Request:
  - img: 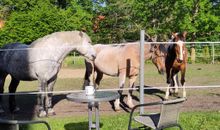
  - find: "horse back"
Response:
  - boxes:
[93,43,140,76]
[0,43,37,80]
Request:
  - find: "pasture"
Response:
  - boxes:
[1,57,220,130]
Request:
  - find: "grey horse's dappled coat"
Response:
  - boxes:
[0,31,96,117]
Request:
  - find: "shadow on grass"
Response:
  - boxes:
[1,93,37,120]
[52,94,66,106]
[64,122,103,130]
[108,85,167,112]
[135,85,166,100]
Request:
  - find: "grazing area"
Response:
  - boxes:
[1,61,220,130]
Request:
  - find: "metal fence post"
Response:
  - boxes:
[140,30,145,114]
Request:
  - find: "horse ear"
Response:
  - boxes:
[145,33,151,39]
[150,44,158,52]
[79,31,83,38]
[183,31,187,38]
[172,32,177,38]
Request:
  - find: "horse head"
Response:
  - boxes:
[150,43,166,75]
[171,32,187,63]
[77,31,96,60]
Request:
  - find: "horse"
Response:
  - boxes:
[165,32,188,100]
[0,31,96,117]
[84,41,166,110]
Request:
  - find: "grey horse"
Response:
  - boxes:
[0,31,96,117]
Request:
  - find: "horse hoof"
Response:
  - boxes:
[38,111,47,118]
[127,102,135,109]
[47,108,56,116]
[115,107,121,112]
[173,93,179,97]
[114,105,121,111]
[10,106,20,113]
[12,107,20,113]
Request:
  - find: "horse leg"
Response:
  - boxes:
[95,70,103,89]
[181,68,186,98]
[83,60,94,89]
[170,69,178,94]
[8,77,20,113]
[165,84,170,100]
[114,72,126,111]
[38,80,47,117]
[46,77,57,116]
[166,66,171,84]
[173,73,179,94]
[165,67,171,100]
[127,76,137,108]
[0,73,7,113]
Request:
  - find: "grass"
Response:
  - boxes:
[4,63,218,93]
[20,112,220,130]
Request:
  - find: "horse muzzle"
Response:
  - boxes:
[85,52,96,60]
[158,69,165,75]
[92,54,96,60]
[177,59,183,63]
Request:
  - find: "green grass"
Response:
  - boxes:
[62,56,85,68]
[20,112,220,130]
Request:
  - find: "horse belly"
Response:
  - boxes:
[94,60,118,76]
[7,65,37,81]
[6,59,37,81]
[33,61,61,81]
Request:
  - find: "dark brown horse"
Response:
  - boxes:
[165,32,188,99]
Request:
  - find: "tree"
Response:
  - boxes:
[0,0,93,46]
[91,0,135,43]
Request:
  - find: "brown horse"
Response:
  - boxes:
[165,32,188,99]
[84,40,166,110]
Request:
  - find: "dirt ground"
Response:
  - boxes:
[1,68,220,119]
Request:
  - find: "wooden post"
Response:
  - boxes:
[0,19,5,29]
[190,45,196,64]
[190,33,196,64]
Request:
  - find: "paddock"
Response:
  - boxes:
[0,40,220,130]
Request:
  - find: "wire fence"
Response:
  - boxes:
[0,85,219,96]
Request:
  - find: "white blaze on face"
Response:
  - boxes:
[177,40,184,61]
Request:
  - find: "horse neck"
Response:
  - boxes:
[144,44,153,60]
[32,42,79,63]
[55,43,80,63]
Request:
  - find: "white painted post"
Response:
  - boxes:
[140,30,145,114]
[212,43,215,64]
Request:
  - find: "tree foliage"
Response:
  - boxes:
[0,0,219,46]
[94,0,219,43]
[0,0,93,46]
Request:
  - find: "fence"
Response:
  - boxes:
[186,42,220,64]
[70,42,220,65]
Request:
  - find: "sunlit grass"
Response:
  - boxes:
[20,112,220,130]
